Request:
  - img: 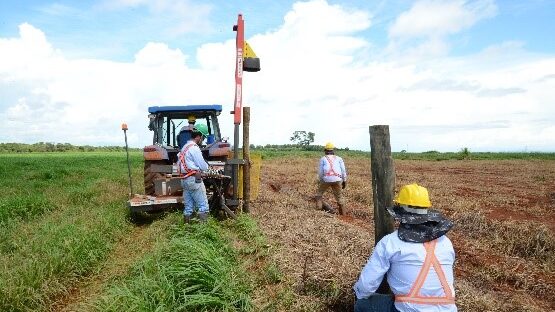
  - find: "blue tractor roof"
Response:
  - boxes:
[148,105,223,114]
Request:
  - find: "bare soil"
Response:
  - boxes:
[251,157,555,312]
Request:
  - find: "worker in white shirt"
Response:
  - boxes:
[353,183,457,312]
[178,124,210,223]
[316,142,347,215]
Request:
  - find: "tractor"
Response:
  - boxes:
[124,14,260,219]
[127,104,238,219]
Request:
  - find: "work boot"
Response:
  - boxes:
[183,215,192,224]
[323,205,337,214]
[315,196,323,211]
[198,212,209,222]
[338,204,345,216]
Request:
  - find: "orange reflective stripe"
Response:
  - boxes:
[406,241,435,297]
[432,255,453,298]
[396,296,455,304]
[395,239,455,305]
[178,143,198,176]
[324,156,342,178]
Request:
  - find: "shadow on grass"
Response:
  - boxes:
[128,211,172,225]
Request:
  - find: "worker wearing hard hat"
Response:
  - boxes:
[353,184,456,312]
[316,142,347,215]
[178,124,210,223]
[177,115,197,149]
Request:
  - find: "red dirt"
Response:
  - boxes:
[253,157,555,312]
[487,206,555,231]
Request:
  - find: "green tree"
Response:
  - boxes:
[459,147,471,160]
[290,131,315,147]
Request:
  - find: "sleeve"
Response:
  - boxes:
[318,157,325,180]
[353,237,392,299]
[340,158,347,181]
[191,146,209,171]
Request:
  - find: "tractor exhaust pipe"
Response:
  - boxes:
[121,123,133,198]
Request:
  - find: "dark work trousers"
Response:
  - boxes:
[354,294,400,312]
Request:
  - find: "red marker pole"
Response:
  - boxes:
[122,123,133,198]
[232,14,245,204]
[233,14,244,125]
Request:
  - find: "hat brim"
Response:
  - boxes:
[397,218,454,243]
[386,206,445,225]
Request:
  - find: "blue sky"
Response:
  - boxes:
[2,0,553,60]
[1,0,554,151]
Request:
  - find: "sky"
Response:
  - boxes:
[1,0,554,152]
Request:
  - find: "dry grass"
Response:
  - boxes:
[250,156,555,311]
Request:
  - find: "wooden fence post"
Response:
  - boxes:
[242,107,251,213]
[369,125,395,293]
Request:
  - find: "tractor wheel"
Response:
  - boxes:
[144,160,166,195]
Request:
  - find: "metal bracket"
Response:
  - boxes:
[226,159,246,165]
[226,199,241,206]
[151,164,173,173]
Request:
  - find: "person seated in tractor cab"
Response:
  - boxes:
[177,115,196,149]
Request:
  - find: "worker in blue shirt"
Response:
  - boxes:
[353,184,457,312]
[316,142,347,214]
[177,115,196,149]
[178,124,210,223]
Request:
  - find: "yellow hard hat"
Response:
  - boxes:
[395,183,432,208]
[187,115,196,123]
[324,142,335,150]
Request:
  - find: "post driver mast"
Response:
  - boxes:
[231,14,260,207]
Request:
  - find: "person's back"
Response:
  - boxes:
[353,184,457,312]
[355,231,456,312]
[316,142,347,214]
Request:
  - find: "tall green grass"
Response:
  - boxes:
[0,152,144,311]
[92,216,261,312]
[0,152,289,311]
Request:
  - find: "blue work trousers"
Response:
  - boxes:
[181,177,209,217]
[355,294,399,312]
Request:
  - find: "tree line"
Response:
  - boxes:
[0,142,140,153]
[250,144,349,151]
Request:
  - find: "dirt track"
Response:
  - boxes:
[251,157,555,311]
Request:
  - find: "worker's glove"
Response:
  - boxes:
[342,181,346,189]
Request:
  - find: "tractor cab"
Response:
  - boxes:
[146,105,230,163]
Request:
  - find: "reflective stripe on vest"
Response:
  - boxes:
[178,143,198,178]
[395,239,455,305]
[324,155,342,178]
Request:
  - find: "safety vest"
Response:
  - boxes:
[178,143,198,178]
[324,155,342,178]
[395,239,455,305]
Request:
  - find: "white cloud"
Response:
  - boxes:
[0,0,554,152]
[387,0,497,59]
[389,0,497,39]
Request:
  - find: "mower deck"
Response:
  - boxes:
[127,194,182,213]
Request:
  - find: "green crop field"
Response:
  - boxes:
[0,152,283,312]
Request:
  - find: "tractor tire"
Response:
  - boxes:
[144,160,166,195]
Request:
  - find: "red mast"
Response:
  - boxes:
[233,14,245,125]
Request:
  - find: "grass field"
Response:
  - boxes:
[1,151,553,311]
[0,152,282,312]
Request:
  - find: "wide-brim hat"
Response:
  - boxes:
[386,205,446,224]
[387,205,454,242]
